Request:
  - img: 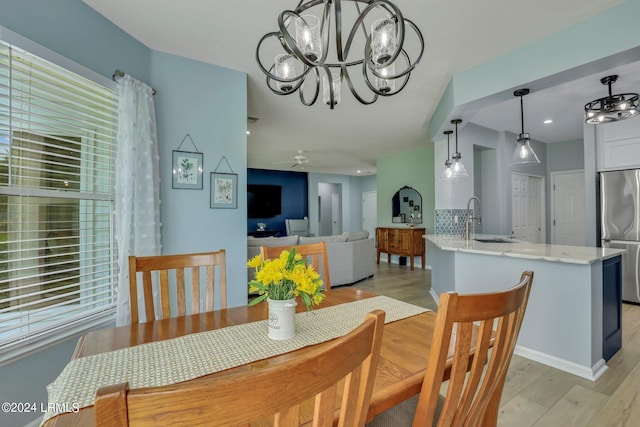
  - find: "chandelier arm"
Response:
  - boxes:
[335,0,344,62]
[265,70,306,96]
[299,67,320,106]
[343,64,378,105]
[354,1,370,43]
[318,0,332,64]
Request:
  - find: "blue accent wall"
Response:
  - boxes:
[247,169,308,235]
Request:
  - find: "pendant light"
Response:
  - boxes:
[584,75,640,124]
[440,130,454,180]
[450,119,469,178]
[511,89,540,165]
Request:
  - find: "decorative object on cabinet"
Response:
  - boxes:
[172,133,203,190]
[450,119,469,178]
[440,130,454,180]
[255,0,425,109]
[512,89,540,165]
[585,75,639,124]
[376,227,425,270]
[210,156,237,209]
[391,186,422,224]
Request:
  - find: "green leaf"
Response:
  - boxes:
[248,293,268,306]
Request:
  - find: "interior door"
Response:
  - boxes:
[362,191,377,242]
[552,170,585,245]
[331,193,342,235]
[512,173,544,243]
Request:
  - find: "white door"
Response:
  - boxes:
[552,171,585,245]
[331,193,342,235]
[512,173,544,243]
[362,191,377,241]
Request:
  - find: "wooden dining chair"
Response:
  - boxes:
[260,241,332,289]
[367,271,533,427]
[95,309,385,427]
[128,250,227,324]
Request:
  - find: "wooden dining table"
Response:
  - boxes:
[44,287,444,426]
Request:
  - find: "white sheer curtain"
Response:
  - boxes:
[115,74,161,326]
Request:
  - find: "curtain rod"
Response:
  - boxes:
[112,69,157,95]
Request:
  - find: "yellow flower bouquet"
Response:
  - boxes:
[247,248,325,310]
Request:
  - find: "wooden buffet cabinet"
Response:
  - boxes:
[376,227,425,270]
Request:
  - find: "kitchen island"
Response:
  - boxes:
[425,234,626,381]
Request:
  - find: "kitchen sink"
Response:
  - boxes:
[474,237,516,243]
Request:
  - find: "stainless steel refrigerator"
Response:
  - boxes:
[601,169,640,304]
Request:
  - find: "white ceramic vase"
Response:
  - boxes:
[267,297,297,340]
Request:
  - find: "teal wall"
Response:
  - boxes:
[376,145,435,233]
[0,3,247,426]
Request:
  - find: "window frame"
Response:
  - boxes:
[0,27,119,366]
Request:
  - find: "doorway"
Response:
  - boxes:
[511,172,545,243]
[551,170,585,245]
[317,182,342,236]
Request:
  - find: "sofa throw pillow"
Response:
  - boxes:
[346,230,369,242]
[299,234,349,244]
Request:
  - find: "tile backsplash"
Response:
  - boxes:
[435,209,471,235]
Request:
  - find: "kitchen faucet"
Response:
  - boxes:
[465,196,482,240]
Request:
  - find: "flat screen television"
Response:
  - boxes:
[247,184,282,218]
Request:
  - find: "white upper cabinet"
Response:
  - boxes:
[597,118,640,171]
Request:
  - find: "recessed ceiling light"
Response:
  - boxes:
[356,170,361,174]
[246,130,251,135]
[543,119,553,124]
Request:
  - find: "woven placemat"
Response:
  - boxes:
[43,296,429,423]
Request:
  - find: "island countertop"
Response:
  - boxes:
[424,234,625,265]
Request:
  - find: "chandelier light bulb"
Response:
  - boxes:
[256,0,424,109]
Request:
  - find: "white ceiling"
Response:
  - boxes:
[82,0,627,174]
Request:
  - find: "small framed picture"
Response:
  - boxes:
[210,172,238,209]
[172,150,203,190]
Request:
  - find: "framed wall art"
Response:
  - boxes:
[172,134,203,189]
[210,172,238,209]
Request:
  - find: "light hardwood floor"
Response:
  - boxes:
[353,262,640,427]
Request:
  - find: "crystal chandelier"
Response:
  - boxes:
[256,0,424,109]
[511,89,540,165]
[584,75,640,124]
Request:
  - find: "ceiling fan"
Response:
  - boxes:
[276,150,311,168]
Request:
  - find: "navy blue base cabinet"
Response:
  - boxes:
[602,255,622,361]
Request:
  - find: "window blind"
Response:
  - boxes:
[0,36,118,364]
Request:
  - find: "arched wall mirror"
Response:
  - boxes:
[392,186,422,224]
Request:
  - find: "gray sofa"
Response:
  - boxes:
[247,231,375,287]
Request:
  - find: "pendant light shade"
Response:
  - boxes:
[511,89,540,165]
[450,119,468,178]
[584,75,640,124]
[440,130,454,181]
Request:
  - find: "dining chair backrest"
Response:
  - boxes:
[95,309,386,427]
[128,250,227,324]
[260,241,332,289]
[412,271,534,427]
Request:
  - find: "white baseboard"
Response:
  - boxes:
[514,345,608,381]
[429,288,439,304]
